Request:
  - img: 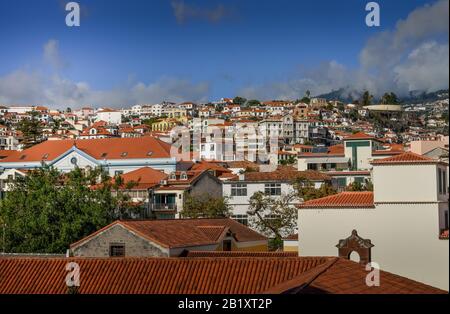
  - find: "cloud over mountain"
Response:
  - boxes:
[240,0,449,99]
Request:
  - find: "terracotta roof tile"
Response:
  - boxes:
[0,257,444,294]
[0,137,172,162]
[265,258,446,294]
[70,218,267,249]
[371,151,443,165]
[186,251,299,257]
[344,132,376,140]
[298,192,374,208]
[118,167,168,189]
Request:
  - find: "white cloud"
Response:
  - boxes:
[394,41,449,92]
[43,39,67,71]
[0,40,210,108]
[239,0,449,100]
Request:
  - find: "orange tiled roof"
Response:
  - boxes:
[298,144,344,157]
[344,132,376,140]
[0,137,172,162]
[70,218,267,249]
[298,192,374,208]
[264,257,445,294]
[371,151,443,165]
[0,256,445,294]
[186,251,298,257]
[0,150,18,159]
[190,161,231,174]
[109,167,169,190]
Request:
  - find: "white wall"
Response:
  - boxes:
[373,164,447,203]
[298,203,449,290]
[96,111,122,124]
[223,181,304,216]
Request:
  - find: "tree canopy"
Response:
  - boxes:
[180,193,232,219]
[0,166,141,253]
[18,111,44,149]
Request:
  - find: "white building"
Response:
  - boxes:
[0,137,177,176]
[96,108,122,125]
[223,170,331,226]
[298,151,449,290]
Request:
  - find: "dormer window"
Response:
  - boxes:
[147,151,153,156]
[169,172,177,180]
[180,172,188,180]
[19,155,26,160]
[101,152,108,158]
[121,152,128,157]
[42,153,49,160]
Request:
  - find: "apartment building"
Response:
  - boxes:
[223,169,331,226]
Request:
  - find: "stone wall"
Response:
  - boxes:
[71,224,168,257]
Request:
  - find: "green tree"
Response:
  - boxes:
[381,92,400,104]
[0,166,139,253]
[247,99,261,107]
[361,90,373,107]
[18,111,44,148]
[346,180,373,191]
[233,96,247,106]
[279,155,297,166]
[180,193,232,218]
[247,192,298,250]
[292,177,337,201]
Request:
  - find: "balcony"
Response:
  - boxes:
[151,203,177,211]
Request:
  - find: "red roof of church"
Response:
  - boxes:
[0,137,172,162]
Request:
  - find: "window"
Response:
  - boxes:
[232,214,248,226]
[354,177,364,184]
[337,178,347,187]
[231,183,247,196]
[169,172,177,180]
[109,244,125,257]
[180,172,188,180]
[265,183,281,196]
[438,169,443,194]
[443,170,447,195]
[121,152,128,157]
[115,170,124,176]
[222,240,232,251]
[445,211,449,230]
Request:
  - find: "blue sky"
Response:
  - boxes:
[0,0,448,108]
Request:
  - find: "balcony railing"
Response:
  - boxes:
[151,203,177,211]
